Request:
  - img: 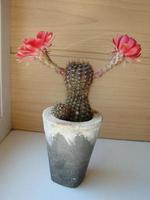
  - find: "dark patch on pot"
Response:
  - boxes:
[47,133,95,188]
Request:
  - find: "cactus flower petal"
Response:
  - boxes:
[113,34,141,60]
[16,31,53,61]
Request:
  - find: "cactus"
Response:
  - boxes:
[16,32,141,122]
[53,61,94,122]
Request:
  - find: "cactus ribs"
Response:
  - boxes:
[53,61,94,122]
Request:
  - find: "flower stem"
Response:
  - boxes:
[39,50,65,76]
[94,52,124,79]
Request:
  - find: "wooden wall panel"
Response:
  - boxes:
[10,0,150,141]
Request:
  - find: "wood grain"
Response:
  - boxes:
[10,0,150,141]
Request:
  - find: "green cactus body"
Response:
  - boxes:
[53,61,94,122]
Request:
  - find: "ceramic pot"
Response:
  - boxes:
[43,106,102,188]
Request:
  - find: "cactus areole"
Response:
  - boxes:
[16,32,141,122]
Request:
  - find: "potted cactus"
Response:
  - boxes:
[16,32,141,188]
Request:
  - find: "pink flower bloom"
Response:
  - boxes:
[113,34,141,60]
[16,31,53,61]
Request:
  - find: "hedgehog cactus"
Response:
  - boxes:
[16,32,141,122]
[53,61,94,121]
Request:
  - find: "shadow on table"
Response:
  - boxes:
[81,167,134,190]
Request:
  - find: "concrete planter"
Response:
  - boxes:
[43,107,102,188]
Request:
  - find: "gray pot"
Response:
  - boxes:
[43,107,102,188]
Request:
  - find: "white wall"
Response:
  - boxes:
[0,0,11,142]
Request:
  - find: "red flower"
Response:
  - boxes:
[16,31,53,61]
[113,34,141,60]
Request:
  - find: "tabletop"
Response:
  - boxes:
[0,130,150,200]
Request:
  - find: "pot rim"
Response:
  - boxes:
[43,106,103,127]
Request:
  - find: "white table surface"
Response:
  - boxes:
[0,130,150,200]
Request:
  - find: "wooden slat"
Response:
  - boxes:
[10,0,150,55]
[10,0,150,141]
[11,53,150,141]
